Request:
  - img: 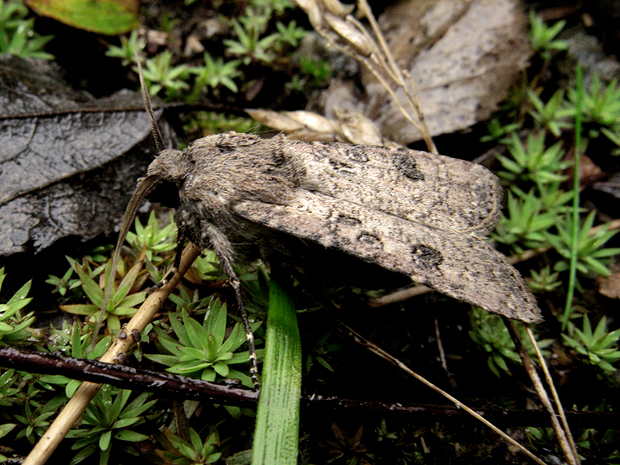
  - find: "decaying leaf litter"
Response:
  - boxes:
[0,55,174,256]
[1,0,620,462]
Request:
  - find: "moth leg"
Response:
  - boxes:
[146,227,187,297]
[216,251,261,390]
[201,223,260,389]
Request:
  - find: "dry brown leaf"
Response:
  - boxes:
[333,108,383,145]
[574,154,605,188]
[284,110,335,134]
[246,107,387,145]
[597,266,620,299]
[245,108,306,132]
[321,0,531,144]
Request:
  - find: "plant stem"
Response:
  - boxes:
[562,65,583,330]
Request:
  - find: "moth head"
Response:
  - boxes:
[146,148,185,182]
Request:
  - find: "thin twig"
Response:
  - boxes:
[368,283,431,307]
[433,316,456,390]
[0,346,257,406]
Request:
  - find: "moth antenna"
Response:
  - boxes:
[91,51,165,349]
[91,175,160,349]
[134,49,165,152]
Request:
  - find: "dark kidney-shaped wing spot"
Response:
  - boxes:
[411,244,443,270]
[394,150,425,181]
[343,146,369,162]
[336,214,362,227]
[358,233,383,250]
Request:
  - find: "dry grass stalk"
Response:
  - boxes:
[504,319,580,465]
[291,0,438,153]
[337,318,547,465]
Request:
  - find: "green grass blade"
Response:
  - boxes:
[252,266,301,465]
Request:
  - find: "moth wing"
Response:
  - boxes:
[288,140,503,235]
[233,192,541,323]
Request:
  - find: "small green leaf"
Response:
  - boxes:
[60,304,99,316]
[113,430,149,442]
[111,417,140,429]
[183,310,210,351]
[25,0,140,35]
[213,361,230,377]
[99,430,112,451]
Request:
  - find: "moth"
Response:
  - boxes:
[142,131,541,322]
[98,60,541,387]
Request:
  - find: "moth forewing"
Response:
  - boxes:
[150,131,541,324]
[234,192,540,323]
[288,139,503,235]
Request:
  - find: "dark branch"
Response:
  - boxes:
[1,347,618,429]
[0,347,258,406]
